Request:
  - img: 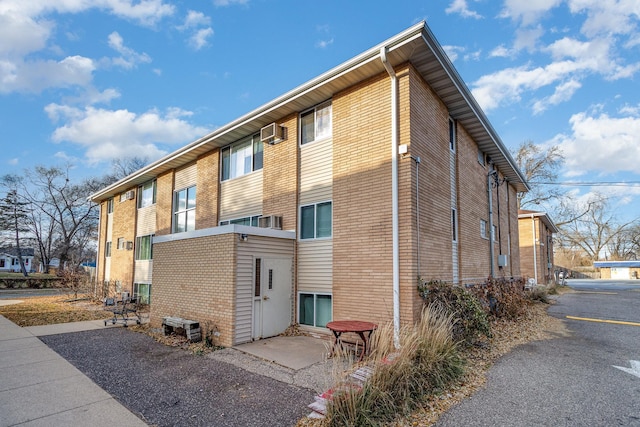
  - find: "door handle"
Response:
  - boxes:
[263,295,269,301]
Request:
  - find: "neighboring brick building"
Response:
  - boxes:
[91,22,529,347]
[518,210,559,285]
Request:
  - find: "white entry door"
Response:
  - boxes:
[252,257,292,340]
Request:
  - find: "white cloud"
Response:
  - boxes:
[445,0,482,19]
[567,0,640,37]
[0,0,173,93]
[0,55,95,94]
[532,79,582,114]
[176,10,213,50]
[550,111,640,175]
[107,32,151,69]
[514,25,545,52]
[316,38,334,49]
[179,10,211,29]
[8,158,18,165]
[489,45,514,58]
[499,0,563,26]
[619,103,640,116]
[473,35,639,112]
[443,45,464,62]
[189,28,214,50]
[213,0,249,6]
[44,103,210,164]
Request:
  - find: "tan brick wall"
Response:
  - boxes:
[196,149,219,229]
[263,113,299,231]
[151,233,237,347]
[518,216,553,284]
[109,190,137,290]
[333,70,395,326]
[409,65,455,286]
[156,170,174,236]
[508,185,521,277]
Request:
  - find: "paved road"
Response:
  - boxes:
[566,278,640,292]
[436,282,640,427]
[0,288,64,299]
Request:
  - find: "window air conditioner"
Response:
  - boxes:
[125,241,134,250]
[260,123,285,144]
[258,215,282,230]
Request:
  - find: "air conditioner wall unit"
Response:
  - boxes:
[125,241,134,250]
[260,123,286,144]
[123,190,135,200]
[258,215,282,230]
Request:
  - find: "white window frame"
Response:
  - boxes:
[221,134,263,182]
[137,180,156,209]
[107,198,114,214]
[480,219,488,239]
[300,101,332,145]
[105,241,112,257]
[173,186,196,233]
[300,201,332,240]
[477,148,485,166]
[492,225,498,242]
[135,234,154,260]
[219,215,261,227]
[133,282,151,304]
[298,292,332,328]
[117,237,125,250]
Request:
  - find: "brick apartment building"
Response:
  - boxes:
[91,22,529,347]
[518,210,559,285]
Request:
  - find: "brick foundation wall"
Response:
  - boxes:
[151,233,237,347]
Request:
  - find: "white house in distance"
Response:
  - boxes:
[0,247,35,273]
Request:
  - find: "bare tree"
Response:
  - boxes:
[20,165,104,271]
[558,194,636,261]
[108,157,149,182]
[0,177,31,276]
[512,140,565,209]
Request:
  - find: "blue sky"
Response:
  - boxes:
[1,0,639,223]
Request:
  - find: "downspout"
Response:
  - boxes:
[381,46,400,349]
[531,214,538,284]
[487,168,495,277]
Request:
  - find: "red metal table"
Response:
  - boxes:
[326,320,378,361]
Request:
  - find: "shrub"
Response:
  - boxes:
[417,280,491,346]
[468,277,530,320]
[326,306,465,426]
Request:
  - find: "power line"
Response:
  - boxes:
[531,181,640,187]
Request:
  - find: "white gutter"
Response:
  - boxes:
[531,214,538,284]
[381,46,400,349]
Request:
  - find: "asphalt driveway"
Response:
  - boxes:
[40,328,316,427]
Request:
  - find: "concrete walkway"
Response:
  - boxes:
[0,315,147,427]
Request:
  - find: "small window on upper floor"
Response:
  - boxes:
[449,118,456,152]
[221,134,263,181]
[480,219,488,239]
[107,198,114,214]
[477,148,486,166]
[138,180,156,208]
[300,101,332,145]
[173,186,196,233]
[219,215,261,227]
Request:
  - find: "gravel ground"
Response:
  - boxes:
[40,328,316,427]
